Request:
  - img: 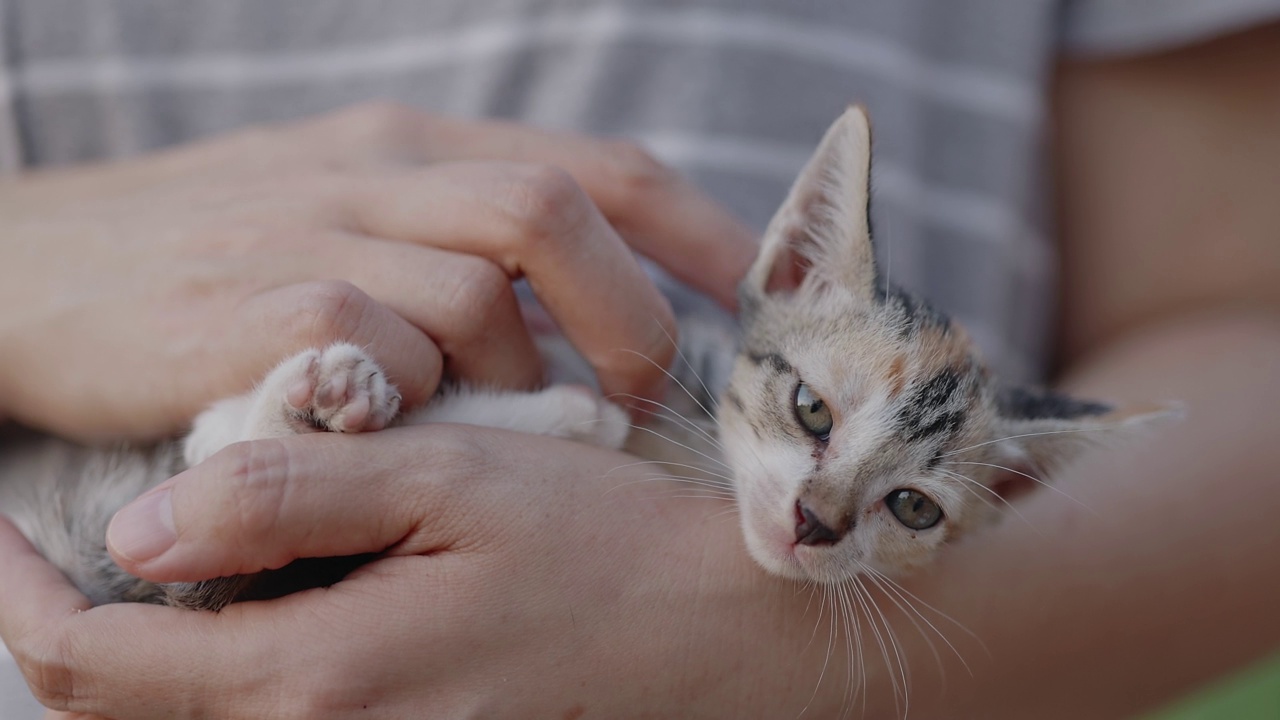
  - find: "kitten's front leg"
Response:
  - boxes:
[170,344,403,612]
[407,385,630,450]
[183,344,402,466]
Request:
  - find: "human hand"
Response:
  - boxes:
[0,426,854,719]
[0,103,756,441]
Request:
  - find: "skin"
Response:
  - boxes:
[0,102,756,441]
[2,21,1279,720]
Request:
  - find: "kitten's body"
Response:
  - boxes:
[0,107,1162,611]
[0,343,638,609]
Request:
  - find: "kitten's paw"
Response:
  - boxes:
[542,385,631,450]
[283,344,402,433]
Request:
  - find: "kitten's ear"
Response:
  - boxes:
[742,106,877,304]
[989,386,1178,473]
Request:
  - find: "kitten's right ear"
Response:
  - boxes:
[741,106,878,306]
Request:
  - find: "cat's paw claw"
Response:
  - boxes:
[284,344,401,433]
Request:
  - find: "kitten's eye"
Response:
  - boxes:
[885,489,943,530]
[794,382,833,441]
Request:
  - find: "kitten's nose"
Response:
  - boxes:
[794,501,846,546]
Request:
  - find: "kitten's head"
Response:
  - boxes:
[719,107,1159,584]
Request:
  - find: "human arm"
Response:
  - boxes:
[891,22,1280,718]
[0,102,755,441]
[6,23,1280,720]
[7,319,1275,720]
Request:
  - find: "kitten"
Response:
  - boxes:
[716,107,1162,584]
[0,350,630,610]
[0,107,1161,611]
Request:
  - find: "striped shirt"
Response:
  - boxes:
[1,2,1279,716]
[2,1,1277,383]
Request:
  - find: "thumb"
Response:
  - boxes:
[106,428,475,583]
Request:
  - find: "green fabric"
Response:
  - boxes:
[1148,653,1280,720]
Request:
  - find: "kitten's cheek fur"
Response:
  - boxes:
[737,492,805,580]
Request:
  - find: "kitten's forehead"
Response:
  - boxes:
[742,280,981,388]
[737,282,989,465]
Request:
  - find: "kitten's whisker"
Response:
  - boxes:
[633,478,736,496]
[856,563,974,680]
[842,583,865,716]
[934,467,1009,519]
[945,460,1098,516]
[663,494,736,502]
[717,421,777,503]
[609,392,722,451]
[638,411,722,453]
[652,316,722,413]
[856,567,946,686]
[634,470,734,491]
[936,468,1042,536]
[856,574,912,712]
[801,586,837,719]
[939,470,1002,514]
[606,479,737,502]
[608,473,735,496]
[940,424,1121,458]
[623,423,731,471]
[849,577,904,717]
[841,582,869,717]
[705,506,742,522]
[834,583,858,715]
[819,584,849,712]
[857,565,985,656]
[617,347,719,422]
[603,458,733,484]
[803,583,825,651]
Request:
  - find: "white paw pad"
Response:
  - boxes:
[282,344,401,433]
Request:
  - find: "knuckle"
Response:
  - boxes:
[13,625,79,710]
[601,139,674,194]
[439,258,513,337]
[496,164,592,246]
[299,664,372,717]
[344,100,420,133]
[219,439,293,554]
[221,125,283,154]
[414,427,490,487]
[335,100,423,148]
[291,279,373,345]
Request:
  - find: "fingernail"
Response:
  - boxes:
[107,488,176,563]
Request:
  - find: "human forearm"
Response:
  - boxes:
[872,312,1280,719]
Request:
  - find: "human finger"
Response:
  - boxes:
[418,112,759,307]
[106,428,488,582]
[0,518,259,718]
[234,279,445,409]
[305,103,757,307]
[337,236,542,390]
[346,162,676,403]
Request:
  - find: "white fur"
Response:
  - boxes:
[185,343,629,468]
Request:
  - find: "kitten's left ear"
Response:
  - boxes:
[989,386,1178,473]
[742,106,878,304]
